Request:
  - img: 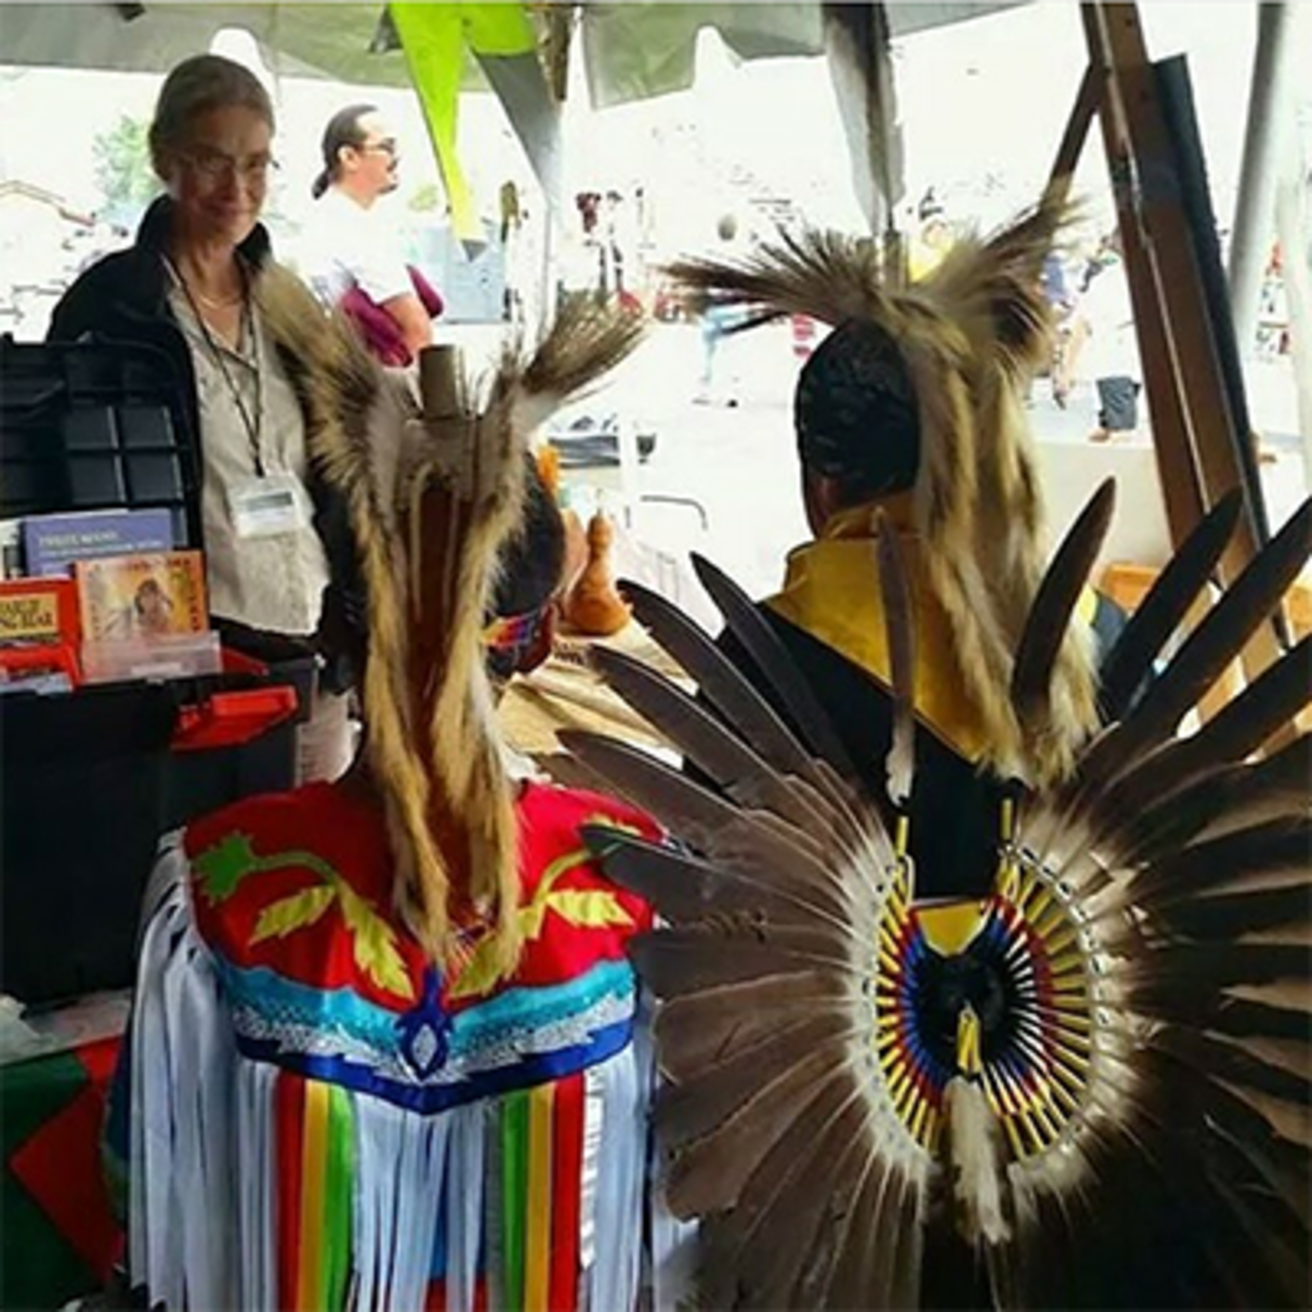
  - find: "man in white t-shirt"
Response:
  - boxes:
[307,104,440,366]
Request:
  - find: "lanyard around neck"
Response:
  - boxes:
[166,255,266,478]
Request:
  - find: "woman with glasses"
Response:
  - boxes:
[49,54,361,782]
[304,103,443,366]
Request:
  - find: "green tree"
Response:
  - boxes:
[92,114,159,222]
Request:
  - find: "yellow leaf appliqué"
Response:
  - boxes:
[249,886,336,943]
[448,845,614,1001]
[547,889,634,929]
[447,939,508,1002]
[338,886,415,1000]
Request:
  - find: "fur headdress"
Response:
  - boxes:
[665,191,1098,784]
[259,269,644,966]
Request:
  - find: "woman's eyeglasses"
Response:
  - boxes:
[181,148,279,183]
[358,138,398,158]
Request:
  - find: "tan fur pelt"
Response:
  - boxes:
[255,266,456,954]
[258,270,645,964]
[665,192,1099,785]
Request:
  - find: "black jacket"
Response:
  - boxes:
[47,196,265,469]
[47,198,357,678]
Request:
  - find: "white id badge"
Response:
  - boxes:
[229,472,311,539]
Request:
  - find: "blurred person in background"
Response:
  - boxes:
[694,213,749,406]
[1060,230,1141,442]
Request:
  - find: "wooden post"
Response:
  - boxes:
[1048,64,1102,196]
[1080,4,1206,545]
[1081,2,1287,698]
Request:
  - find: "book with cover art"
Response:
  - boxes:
[0,577,80,647]
[0,577,81,687]
[75,551,208,642]
[24,508,175,578]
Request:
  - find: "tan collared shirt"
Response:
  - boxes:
[170,285,329,635]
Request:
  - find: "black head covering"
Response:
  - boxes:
[794,319,921,498]
[484,461,566,683]
[319,456,564,688]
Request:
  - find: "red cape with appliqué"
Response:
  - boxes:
[114,777,690,1312]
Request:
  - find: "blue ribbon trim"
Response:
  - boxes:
[235,1016,635,1115]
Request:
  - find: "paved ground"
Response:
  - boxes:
[550,321,1308,604]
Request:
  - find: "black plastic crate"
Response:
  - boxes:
[161,651,314,829]
[164,715,299,832]
[0,682,177,1006]
[0,335,198,549]
[0,662,306,1008]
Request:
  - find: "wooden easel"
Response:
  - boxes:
[1051,1,1289,711]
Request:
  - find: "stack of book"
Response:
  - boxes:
[0,508,218,692]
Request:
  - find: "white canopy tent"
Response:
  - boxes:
[0,3,1026,104]
[0,2,1028,245]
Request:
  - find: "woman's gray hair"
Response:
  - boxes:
[149,53,274,167]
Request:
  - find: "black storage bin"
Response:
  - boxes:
[1,332,318,1006]
[163,704,301,830]
[162,723,298,830]
[0,659,307,1008]
[0,335,198,548]
[1,683,177,1006]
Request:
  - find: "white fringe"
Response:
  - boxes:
[640,996,698,1312]
[352,1095,451,1311]
[129,833,239,1310]
[578,1062,606,1277]
[237,1059,278,1309]
[444,1101,488,1312]
[588,1040,646,1312]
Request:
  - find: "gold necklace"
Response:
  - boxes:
[192,284,244,310]
[169,256,244,309]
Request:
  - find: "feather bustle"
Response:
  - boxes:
[583,827,857,944]
[662,1046,850,1217]
[1079,495,1312,796]
[1010,478,1115,767]
[618,577,831,789]
[1099,489,1244,721]
[690,553,857,774]
[589,644,848,838]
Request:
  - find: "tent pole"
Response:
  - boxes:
[1228,2,1294,359]
[1274,117,1312,488]
[821,2,902,250]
